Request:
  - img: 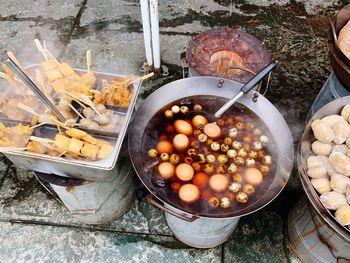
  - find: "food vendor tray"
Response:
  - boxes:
[3,65,142,182]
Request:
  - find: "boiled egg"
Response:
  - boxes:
[192,115,208,129]
[209,174,229,192]
[178,184,200,203]
[174,120,193,136]
[158,162,175,180]
[193,172,209,189]
[176,163,194,181]
[203,123,221,139]
[173,134,189,151]
[244,168,263,185]
[156,141,173,154]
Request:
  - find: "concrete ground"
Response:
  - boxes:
[0,0,345,262]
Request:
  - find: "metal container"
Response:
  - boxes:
[288,194,350,263]
[187,27,271,83]
[292,96,350,262]
[129,76,294,247]
[164,204,239,248]
[36,156,136,225]
[328,4,350,91]
[3,65,141,181]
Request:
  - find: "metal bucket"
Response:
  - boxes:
[293,95,350,262]
[288,194,350,263]
[36,157,136,225]
[164,204,239,248]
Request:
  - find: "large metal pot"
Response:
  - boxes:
[292,96,350,262]
[329,4,350,91]
[128,76,294,248]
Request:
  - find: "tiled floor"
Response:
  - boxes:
[0,0,342,262]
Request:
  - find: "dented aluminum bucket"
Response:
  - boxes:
[164,204,239,248]
[36,157,136,225]
[288,195,350,263]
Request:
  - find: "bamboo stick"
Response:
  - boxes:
[68,104,84,119]
[18,103,40,117]
[34,39,48,61]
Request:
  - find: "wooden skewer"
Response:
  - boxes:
[30,122,47,130]
[34,39,48,61]
[35,69,50,100]
[18,103,40,117]
[1,67,25,94]
[64,90,85,104]
[91,89,101,95]
[73,99,86,109]
[2,64,14,78]
[129,72,154,85]
[86,50,92,72]
[102,79,109,89]
[30,136,54,144]
[58,151,67,157]
[0,72,10,80]
[50,117,69,130]
[43,41,60,65]
[68,104,84,119]
[7,51,23,69]
[81,94,102,116]
[56,124,62,134]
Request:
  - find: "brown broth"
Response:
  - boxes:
[141,96,277,217]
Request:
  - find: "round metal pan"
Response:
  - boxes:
[187,27,271,83]
[128,76,294,219]
[298,96,350,241]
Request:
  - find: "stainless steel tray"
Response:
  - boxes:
[3,65,141,181]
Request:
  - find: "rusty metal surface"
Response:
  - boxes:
[187,27,271,83]
[288,195,350,263]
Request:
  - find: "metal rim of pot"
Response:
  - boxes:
[328,4,350,90]
[128,76,294,221]
[298,95,350,242]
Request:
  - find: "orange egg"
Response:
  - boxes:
[171,182,182,192]
[159,134,168,141]
[158,162,175,179]
[178,184,200,203]
[166,125,174,133]
[174,120,193,136]
[203,123,221,139]
[244,168,263,185]
[176,163,194,181]
[192,115,208,129]
[156,141,173,154]
[173,134,189,151]
[193,172,209,189]
[209,174,229,192]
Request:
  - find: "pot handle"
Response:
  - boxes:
[146,195,199,222]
